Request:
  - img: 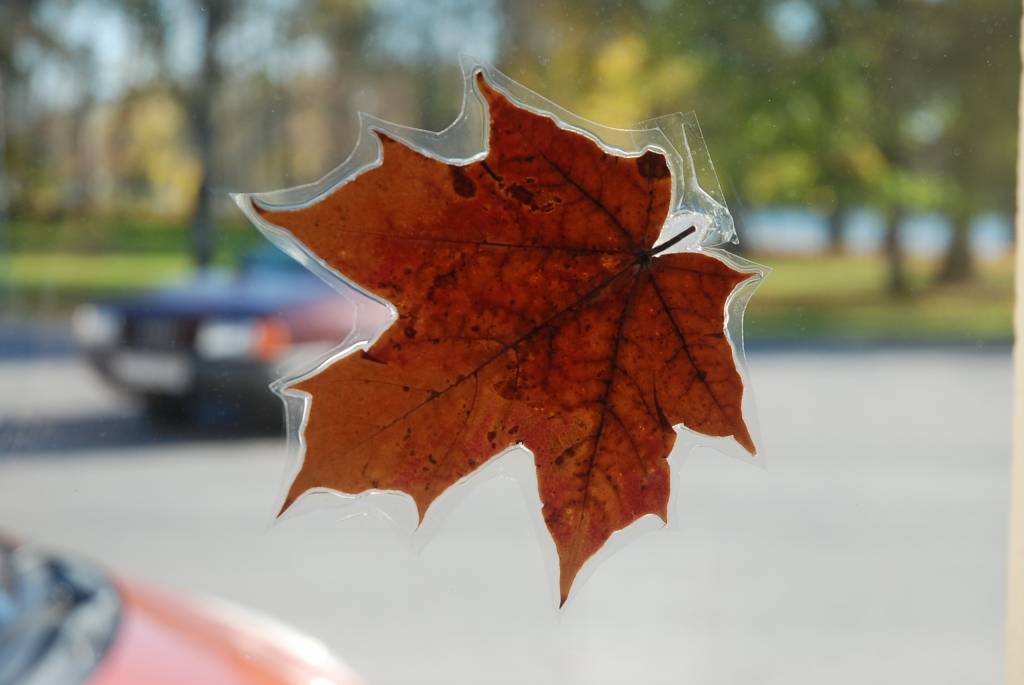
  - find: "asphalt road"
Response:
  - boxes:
[0,346,1012,685]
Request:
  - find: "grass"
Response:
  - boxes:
[9,253,191,291]
[7,216,257,254]
[743,253,1013,343]
[3,217,263,314]
[2,216,1014,343]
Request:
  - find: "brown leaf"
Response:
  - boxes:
[255,73,756,605]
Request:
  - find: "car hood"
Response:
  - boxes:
[109,269,343,319]
[90,579,363,685]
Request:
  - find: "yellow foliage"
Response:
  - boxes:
[120,93,200,216]
[649,55,704,100]
[579,33,704,127]
[594,34,648,83]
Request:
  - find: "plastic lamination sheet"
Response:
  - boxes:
[234,56,766,607]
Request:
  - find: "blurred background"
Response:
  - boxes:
[0,1,1019,684]
[0,0,1018,341]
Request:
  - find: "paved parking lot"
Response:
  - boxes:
[0,346,1012,685]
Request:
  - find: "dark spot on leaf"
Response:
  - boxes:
[449,166,477,198]
[509,184,535,207]
[404,326,417,339]
[433,270,456,288]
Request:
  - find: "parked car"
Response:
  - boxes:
[72,246,357,426]
[0,537,363,685]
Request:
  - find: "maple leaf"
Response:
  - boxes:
[253,73,756,605]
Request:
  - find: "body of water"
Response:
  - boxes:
[740,207,1012,258]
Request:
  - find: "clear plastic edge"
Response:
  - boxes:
[231,54,768,609]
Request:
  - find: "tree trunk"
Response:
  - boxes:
[884,205,907,297]
[936,211,974,284]
[826,202,846,254]
[66,94,94,215]
[189,2,229,269]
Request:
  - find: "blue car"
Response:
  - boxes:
[71,246,358,426]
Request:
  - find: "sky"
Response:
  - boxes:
[25,0,503,109]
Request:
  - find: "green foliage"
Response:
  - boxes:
[0,0,1017,339]
[7,217,257,254]
[4,0,1017,224]
[500,0,1018,221]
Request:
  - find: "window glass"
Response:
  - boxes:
[0,2,1015,683]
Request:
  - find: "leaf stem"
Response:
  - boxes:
[650,225,696,256]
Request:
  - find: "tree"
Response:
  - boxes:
[116,0,240,268]
[188,0,236,268]
[926,0,1019,283]
[0,0,72,302]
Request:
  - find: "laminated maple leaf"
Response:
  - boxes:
[253,72,756,605]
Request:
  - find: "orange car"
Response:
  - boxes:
[0,539,363,685]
